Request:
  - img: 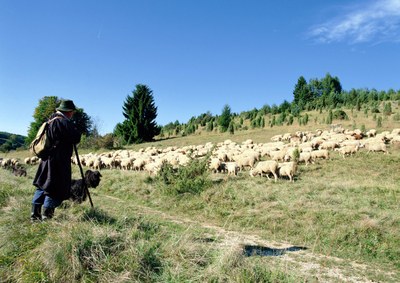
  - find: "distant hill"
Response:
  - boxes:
[0,132,26,152]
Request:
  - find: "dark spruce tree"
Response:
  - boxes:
[218,104,232,133]
[293,76,308,107]
[115,84,160,144]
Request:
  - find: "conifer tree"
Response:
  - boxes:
[115,84,160,144]
[218,104,232,133]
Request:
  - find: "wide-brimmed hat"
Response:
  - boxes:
[56,99,77,112]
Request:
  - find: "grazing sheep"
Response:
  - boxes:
[242,139,254,146]
[101,156,115,169]
[10,158,19,166]
[249,160,278,182]
[311,137,325,149]
[133,158,146,171]
[30,156,39,165]
[366,129,377,137]
[120,157,134,170]
[224,162,239,176]
[390,135,400,145]
[144,162,160,176]
[319,140,339,150]
[24,157,31,165]
[209,158,222,173]
[299,152,312,166]
[365,142,388,154]
[278,162,297,182]
[216,151,228,162]
[391,128,400,135]
[235,155,256,171]
[289,135,301,145]
[271,134,283,142]
[177,154,191,166]
[310,149,330,161]
[1,158,11,168]
[335,145,359,158]
[270,149,287,162]
[93,157,103,171]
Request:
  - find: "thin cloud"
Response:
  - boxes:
[308,0,400,44]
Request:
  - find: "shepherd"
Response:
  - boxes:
[30,99,81,221]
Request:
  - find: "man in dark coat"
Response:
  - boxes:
[31,99,81,220]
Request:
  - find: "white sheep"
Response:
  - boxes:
[365,142,388,154]
[24,157,31,165]
[310,137,325,149]
[366,129,377,137]
[249,160,278,182]
[101,156,115,169]
[144,162,160,176]
[310,149,330,161]
[390,135,400,144]
[278,162,297,182]
[335,145,359,158]
[271,134,282,142]
[299,152,312,166]
[121,157,134,170]
[93,157,103,170]
[224,162,239,176]
[235,155,256,171]
[391,128,400,135]
[209,158,222,173]
[30,156,39,165]
[133,158,146,171]
[270,149,287,162]
[319,140,339,150]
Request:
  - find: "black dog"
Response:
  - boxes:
[70,170,102,203]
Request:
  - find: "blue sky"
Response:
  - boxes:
[1,0,400,136]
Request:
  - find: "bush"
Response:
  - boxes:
[393,113,400,121]
[333,109,348,120]
[376,116,383,128]
[383,102,392,116]
[97,134,115,149]
[79,134,115,150]
[157,157,211,196]
[371,106,380,113]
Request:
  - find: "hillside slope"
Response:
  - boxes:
[1,121,399,282]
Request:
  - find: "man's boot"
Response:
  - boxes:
[42,207,55,220]
[30,204,42,221]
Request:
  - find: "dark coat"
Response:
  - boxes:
[33,112,81,201]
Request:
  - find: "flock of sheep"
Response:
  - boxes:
[68,126,398,182]
[2,126,399,182]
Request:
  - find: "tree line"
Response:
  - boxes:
[159,73,400,138]
[2,74,399,152]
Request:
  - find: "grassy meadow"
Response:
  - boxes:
[1,108,400,282]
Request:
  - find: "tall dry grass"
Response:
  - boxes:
[1,107,400,282]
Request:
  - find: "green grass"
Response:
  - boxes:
[1,116,400,282]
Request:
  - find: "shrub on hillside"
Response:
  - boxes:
[333,109,349,120]
[79,134,115,150]
[393,113,400,121]
[157,157,211,196]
